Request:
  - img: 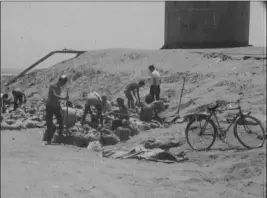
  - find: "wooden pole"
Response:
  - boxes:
[177,77,186,115]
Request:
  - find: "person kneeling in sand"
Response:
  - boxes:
[124,80,145,109]
[81,92,111,127]
[139,100,165,122]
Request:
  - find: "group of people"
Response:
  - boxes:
[1,64,162,145]
[0,88,27,113]
[44,64,162,145]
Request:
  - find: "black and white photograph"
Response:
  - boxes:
[1,1,266,197]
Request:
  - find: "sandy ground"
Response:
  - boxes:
[1,47,266,198]
[1,124,266,198]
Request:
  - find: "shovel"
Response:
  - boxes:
[177,76,186,115]
[167,77,186,124]
[65,90,69,133]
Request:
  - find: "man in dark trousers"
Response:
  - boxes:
[148,65,161,101]
[43,75,69,145]
[124,80,145,109]
[12,88,27,110]
[0,93,9,113]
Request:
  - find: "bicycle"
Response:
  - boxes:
[185,99,266,151]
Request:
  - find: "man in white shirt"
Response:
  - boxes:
[148,65,161,101]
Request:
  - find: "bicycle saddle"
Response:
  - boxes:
[207,103,220,111]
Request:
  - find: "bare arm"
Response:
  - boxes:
[132,89,137,99]
[50,86,66,100]
[136,88,140,102]
[22,93,27,103]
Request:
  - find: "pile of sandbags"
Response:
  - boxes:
[1,107,46,130]
[50,117,142,148]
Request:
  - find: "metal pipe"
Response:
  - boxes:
[5,50,86,87]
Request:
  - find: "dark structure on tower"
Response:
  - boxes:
[163,1,250,49]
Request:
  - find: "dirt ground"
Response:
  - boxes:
[1,47,266,198]
[1,124,266,198]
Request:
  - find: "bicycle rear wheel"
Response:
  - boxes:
[234,115,266,149]
[185,117,217,151]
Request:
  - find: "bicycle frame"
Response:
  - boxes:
[205,105,251,135]
[210,109,240,134]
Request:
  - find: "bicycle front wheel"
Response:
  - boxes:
[185,117,217,151]
[234,115,266,149]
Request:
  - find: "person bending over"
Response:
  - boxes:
[82,92,110,127]
[12,88,27,110]
[124,80,145,109]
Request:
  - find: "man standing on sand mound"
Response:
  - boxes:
[148,64,161,101]
[43,75,69,145]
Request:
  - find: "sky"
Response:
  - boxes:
[1,1,266,73]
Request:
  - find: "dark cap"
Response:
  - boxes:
[138,80,145,86]
[148,65,155,70]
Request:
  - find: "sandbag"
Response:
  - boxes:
[62,107,77,128]
[101,133,120,145]
[154,100,165,112]
[84,132,100,143]
[114,127,131,141]
[1,121,26,130]
[145,94,154,104]
[236,117,259,126]
[73,134,88,147]
[24,120,42,129]
[127,124,140,136]
[87,141,102,152]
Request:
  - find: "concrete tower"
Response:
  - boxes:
[163,1,250,49]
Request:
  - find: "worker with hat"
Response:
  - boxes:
[43,74,69,145]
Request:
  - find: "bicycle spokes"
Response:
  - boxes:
[234,115,265,149]
[186,119,216,151]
